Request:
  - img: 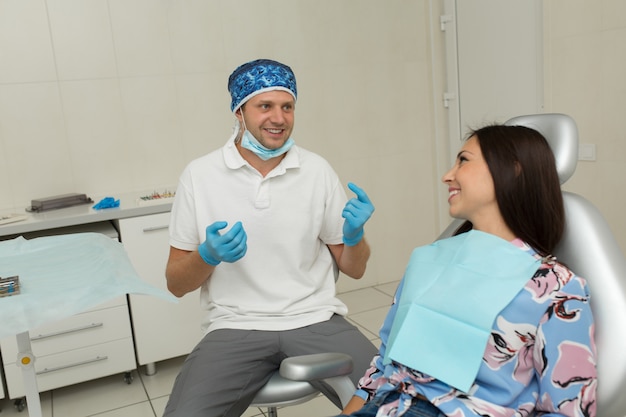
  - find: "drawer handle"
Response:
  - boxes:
[30,322,104,341]
[36,356,108,375]
[142,225,169,232]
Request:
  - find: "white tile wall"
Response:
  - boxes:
[48,0,118,80]
[117,75,186,188]
[0,0,442,291]
[167,1,225,74]
[0,82,73,205]
[59,79,131,193]
[0,0,57,84]
[108,0,174,78]
[545,0,626,251]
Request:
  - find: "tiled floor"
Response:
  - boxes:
[0,281,399,417]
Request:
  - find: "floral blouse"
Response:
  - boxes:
[355,239,597,417]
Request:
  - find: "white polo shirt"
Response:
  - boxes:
[169,137,349,334]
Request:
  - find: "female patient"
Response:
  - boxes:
[339,125,597,417]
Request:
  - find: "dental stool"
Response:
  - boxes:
[250,352,355,417]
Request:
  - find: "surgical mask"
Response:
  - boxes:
[240,130,294,161]
[238,115,294,161]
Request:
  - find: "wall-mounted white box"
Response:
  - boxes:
[579,143,596,161]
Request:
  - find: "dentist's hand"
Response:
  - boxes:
[198,221,248,266]
[342,182,374,246]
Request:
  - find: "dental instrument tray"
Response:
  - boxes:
[26,193,93,213]
[0,275,20,297]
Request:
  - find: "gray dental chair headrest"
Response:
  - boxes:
[505,113,578,185]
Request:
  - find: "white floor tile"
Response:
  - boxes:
[90,401,156,416]
[346,317,378,340]
[140,356,185,399]
[338,287,393,316]
[347,306,390,337]
[373,280,401,297]
[0,391,52,416]
[150,395,169,417]
[51,371,148,417]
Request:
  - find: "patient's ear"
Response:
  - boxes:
[514,161,522,177]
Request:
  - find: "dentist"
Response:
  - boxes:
[163,59,378,417]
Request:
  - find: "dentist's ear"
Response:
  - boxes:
[234,108,244,123]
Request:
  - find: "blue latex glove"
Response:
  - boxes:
[198,221,248,266]
[342,182,375,246]
[92,197,120,210]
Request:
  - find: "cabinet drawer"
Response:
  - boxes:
[3,337,136,399]
[1,304,132,359]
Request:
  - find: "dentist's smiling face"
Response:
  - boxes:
[442,136,500,231]
[237,90,295,150]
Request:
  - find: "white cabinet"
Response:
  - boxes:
[117,213,203,371]
[0,221,137,399]
[0,299,135,398]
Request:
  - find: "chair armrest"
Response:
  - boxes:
[279,352,353,381]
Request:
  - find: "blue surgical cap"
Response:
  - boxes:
[228,59,297,112]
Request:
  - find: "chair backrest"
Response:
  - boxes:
[439,114,626,417]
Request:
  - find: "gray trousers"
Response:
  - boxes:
[163,314,378,417]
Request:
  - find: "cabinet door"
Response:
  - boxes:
[119,213,203,365]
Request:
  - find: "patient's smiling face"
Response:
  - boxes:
[442,136,502,233]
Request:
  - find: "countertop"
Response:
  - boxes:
[0,189,174,237]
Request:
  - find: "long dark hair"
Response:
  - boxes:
[454,125,565,257]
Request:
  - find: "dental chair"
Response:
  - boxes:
[440,113,626,417]
[250,352,356,416]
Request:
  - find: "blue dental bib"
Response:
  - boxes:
[384,230,540,392]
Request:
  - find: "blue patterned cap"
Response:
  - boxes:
[228,59,297,112]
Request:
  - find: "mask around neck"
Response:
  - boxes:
[240,129,294,161]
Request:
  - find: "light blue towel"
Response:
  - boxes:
[0,233,177,339]
[384,230,539,392]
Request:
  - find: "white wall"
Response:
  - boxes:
[543,0,626,252]
[0,0,444,291]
